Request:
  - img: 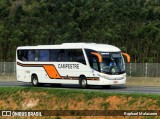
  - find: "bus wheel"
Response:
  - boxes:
[31,75,39,87]
[79,77,88,89]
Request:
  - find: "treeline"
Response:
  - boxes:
[0,0,160,62]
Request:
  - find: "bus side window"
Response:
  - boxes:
[50,49,59,61]
[68,50,75,61]
[28,50,38,61]
[49,49,86,64]
[18,50,28,61]
[88,56,100,71]
[39,50,49,61]
[28,50,35,61]
[58,49,65,61]
[85,49,100,71]
[92,57,99,71]
[35,50,39,61]
[75,49,86,65]
[17,50,23,61]
[68,49,86,64]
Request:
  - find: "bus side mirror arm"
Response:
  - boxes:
[91,52,102,63]
[122,52,130,63]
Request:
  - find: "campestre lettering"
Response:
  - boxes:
[58,64,79,69]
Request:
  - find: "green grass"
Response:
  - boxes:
[0,86,159,118]
[0,87,159,100]
[0,86,160,110]
[100,102,110,110]
[156,100,160,107]
[128,98,137,106]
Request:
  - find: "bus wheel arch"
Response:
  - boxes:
[79,75,88,89]
[31,74,39,87]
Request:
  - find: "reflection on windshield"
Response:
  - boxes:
[100,52,125,74]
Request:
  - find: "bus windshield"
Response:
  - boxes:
[100,52,125,74]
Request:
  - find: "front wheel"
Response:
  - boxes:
[31,75,39,87]
[79,77,88,89]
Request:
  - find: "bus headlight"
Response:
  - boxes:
[98,74,107,79]
[98,73,126,80]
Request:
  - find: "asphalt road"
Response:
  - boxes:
[0,81,159,94]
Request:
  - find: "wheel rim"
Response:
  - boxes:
[82,79,87,87]
[33,78,37,85]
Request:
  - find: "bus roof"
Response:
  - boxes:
[17,43,121,52]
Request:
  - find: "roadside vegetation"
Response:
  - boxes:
[0,87,160,119]
[0,0,160,62]
[0,87,159,118]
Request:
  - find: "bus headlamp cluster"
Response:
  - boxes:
[98,73,126,80]
[98,73,108,79]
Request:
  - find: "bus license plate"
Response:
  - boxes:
[113,81,118,84]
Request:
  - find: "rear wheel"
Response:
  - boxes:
[79,77,88,89]
[31,75,39,87]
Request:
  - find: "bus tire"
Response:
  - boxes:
[79,77,88,89]
[31,75,39,87]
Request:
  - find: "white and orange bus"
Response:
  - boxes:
[16,43,130,88]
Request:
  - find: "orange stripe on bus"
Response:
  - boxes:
[43,65,61,79]
[17,62,99,80]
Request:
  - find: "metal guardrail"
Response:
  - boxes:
[126,63,160,77]
[0,62,160,77]
[0,62,16,76]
